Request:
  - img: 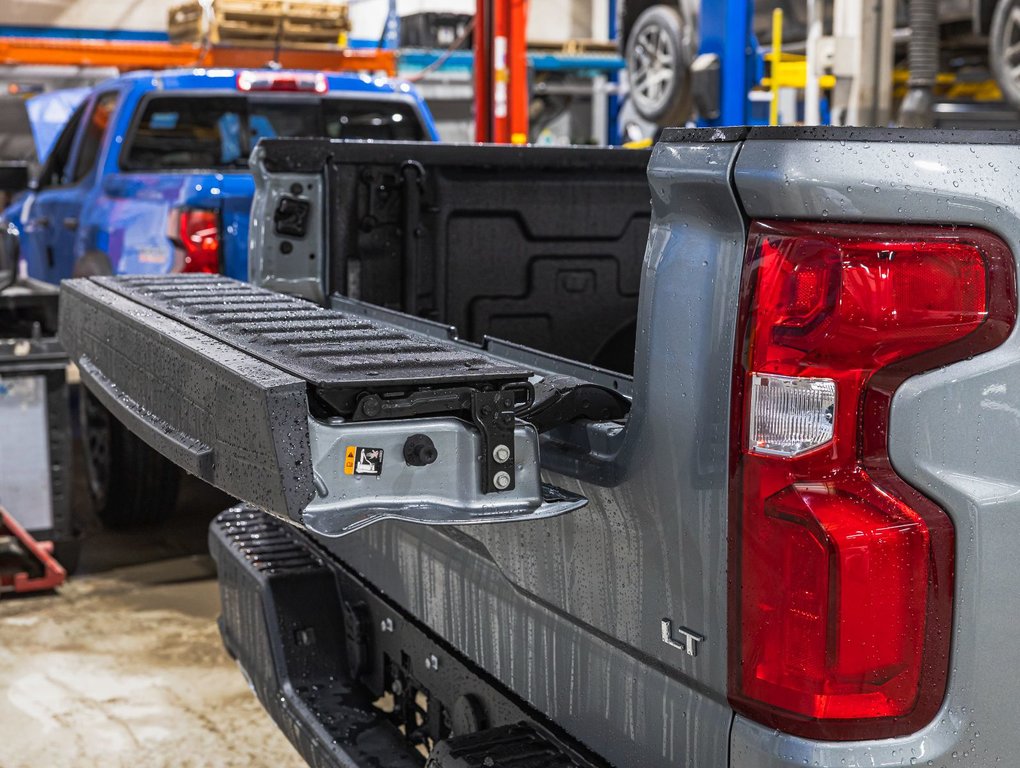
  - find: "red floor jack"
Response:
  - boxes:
[0,506,66,595]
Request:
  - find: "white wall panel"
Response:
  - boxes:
[1,0,601,42]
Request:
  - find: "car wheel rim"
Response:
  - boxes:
[630,21,678,115]
[1001,1,1020,91]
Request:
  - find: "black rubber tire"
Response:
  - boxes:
[80,388,182,530]
[990,0,1020,109]
[71,249,113,278]
[625,5,693,126]
[52,538,82,574]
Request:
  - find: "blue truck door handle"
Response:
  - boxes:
[62,217,79,231]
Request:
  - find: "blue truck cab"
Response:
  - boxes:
[4,68,437,284]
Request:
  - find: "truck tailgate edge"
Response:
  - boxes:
[60,278,315,521]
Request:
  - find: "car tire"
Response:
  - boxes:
[52,538,82,574]
[72,249,113,278]
[80,387,182,530]
[990,0,1020,108]
[625,5,694,126]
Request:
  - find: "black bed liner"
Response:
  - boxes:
[255,139,651,374]
[96,274,528,392]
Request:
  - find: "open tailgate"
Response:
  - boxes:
[60,275,588,535]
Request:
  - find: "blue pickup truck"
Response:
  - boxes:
[3,68,437,284]
[1,67,437,530]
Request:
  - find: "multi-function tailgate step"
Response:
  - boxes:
[60,275,586,536]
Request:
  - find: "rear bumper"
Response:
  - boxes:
[209,506,603,768]
[209,506,423,768]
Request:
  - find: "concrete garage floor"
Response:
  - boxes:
[0,466,306,768]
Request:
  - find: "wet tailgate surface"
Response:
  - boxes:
[94,274,529,391]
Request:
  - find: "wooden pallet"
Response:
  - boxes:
[168,0,350,48]
[168,2,205,42]
[527,38,619,56]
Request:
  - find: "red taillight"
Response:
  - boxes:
[173,208,220,274]
[730,222,1016,740]
[236,70,328,93]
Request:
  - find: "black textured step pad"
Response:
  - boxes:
[93,275,530,391]
[210,506,424,768]
[427,723,586,768]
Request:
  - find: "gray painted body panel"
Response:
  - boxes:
[318,138,748,766]
[731,137,1020,767]
[248,146,325,303]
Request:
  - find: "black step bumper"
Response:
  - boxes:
[209,506,604,768]
[209,506,423,768]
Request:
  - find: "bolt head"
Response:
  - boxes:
[492,444,511,463]
[493,471,511,490]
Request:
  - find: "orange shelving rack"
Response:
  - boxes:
[0,36,396,76]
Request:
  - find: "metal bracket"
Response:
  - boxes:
[353,387,473,421]
[661,619,704,658]
[471,390,516,493]
[350,385,527,496]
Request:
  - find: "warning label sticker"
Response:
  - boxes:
[344,446,384,476]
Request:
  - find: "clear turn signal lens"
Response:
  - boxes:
[748,373,835,457]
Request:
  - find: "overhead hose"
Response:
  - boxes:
[899,0,939,127]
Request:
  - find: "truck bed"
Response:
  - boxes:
[250,139,651,373]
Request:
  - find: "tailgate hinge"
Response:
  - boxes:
[471,390,517,493]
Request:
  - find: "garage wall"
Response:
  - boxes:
[350,0,598,41]
[5,0,180,29]
[3,0,602,42]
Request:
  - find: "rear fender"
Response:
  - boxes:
[99,172,252,276]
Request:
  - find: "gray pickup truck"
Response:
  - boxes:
[57,129,1020,767]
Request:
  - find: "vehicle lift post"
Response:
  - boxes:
[697,0,759,127]
[474,0,529,143]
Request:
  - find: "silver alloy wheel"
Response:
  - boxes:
[629,19,678,118]
[1002,3,1020,88]
[991,0,1020,108]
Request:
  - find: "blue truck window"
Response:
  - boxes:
[125,95,247,170]
[35,103,85,189]
[323,102,423,140]
[217,112,243,166]
[249,101,319,141]
[148,112,179,130]
[123,94,427,171]
[72,90,119,183]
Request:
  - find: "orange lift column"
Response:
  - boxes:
[474,0,529,143]
[507,0,529,144]
[474,0,492,142]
